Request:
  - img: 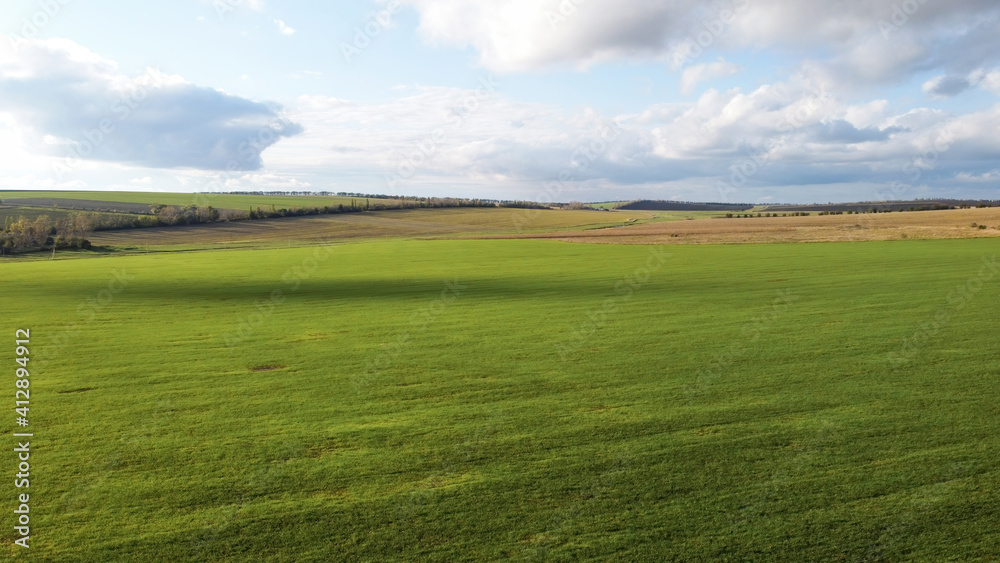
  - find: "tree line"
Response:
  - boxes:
[1,214,93,255]
[1,196,552,255]
[212,191,551,208]
[106,198,549,229]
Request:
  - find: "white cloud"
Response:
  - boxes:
[4,11,1000,203]
[193,171,311,191]
[922,67,1000,99]
[843,100,889,130]
[972,68,1000,96]
[956,169,1000,182]
[4,54,996,202]
[923,75,972,99]
[243,173,311,188]
[403,0,696,73]
[203,0,264,12]
[400,0,1000,95]
[0,35,303,171]
[252,75,1000,202]
[274,19,296,35]
[680,58,742,95]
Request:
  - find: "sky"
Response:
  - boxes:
[0,0,999,204]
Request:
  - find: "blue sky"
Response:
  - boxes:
[1,0,999,203]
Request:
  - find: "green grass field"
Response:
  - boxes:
[4,238,1000,560]
[585,202,626,210]
[0,190,402,211]
[0,207,145,227]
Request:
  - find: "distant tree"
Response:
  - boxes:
[157,206,180,225]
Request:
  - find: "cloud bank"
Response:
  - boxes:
[263,74,1000,203]
[0,35,302,171]
[2,2,999,203]
[401,0,1000,93]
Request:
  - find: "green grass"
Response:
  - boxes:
[85,208,631,252]
[4,238,1000,560]
[0,206,145,226]
[0,190,402,211]
[585,201,626,210]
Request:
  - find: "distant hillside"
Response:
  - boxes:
[761,199,1000,213]
[617,200,755,211]
[613,198,1000,213]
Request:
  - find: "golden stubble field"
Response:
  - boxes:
[87,207,619,248]
[482,207,1000,245]
[85,206,1000,249]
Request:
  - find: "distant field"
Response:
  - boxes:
[586,201,626,210]
[762,200,1000,213]
[0,206,144,226]
[617,200,754,212]
[4,238,1000,559]
[3,198,159,215]
[485,207,1000,244]
[0,191,401,211]
[87,207,626,250]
